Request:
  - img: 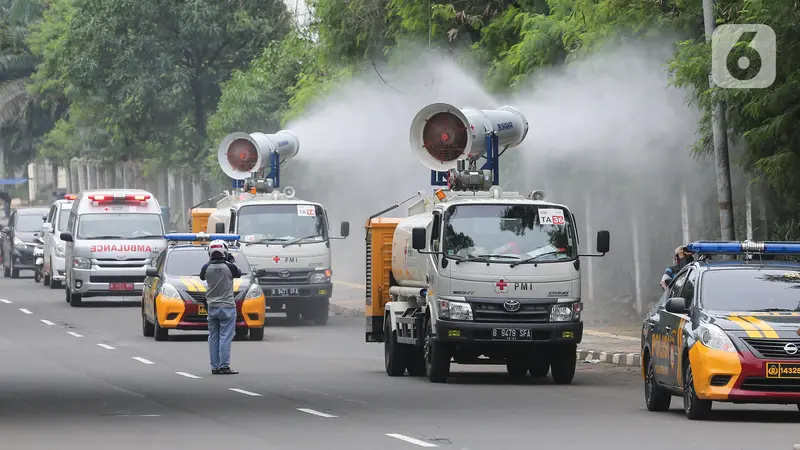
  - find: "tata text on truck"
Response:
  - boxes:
[60,189,167,306]
[365,103,611,384]
[41,194,77,289]
[189,130,349,325]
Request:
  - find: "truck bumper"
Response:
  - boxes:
[435,320,583,345]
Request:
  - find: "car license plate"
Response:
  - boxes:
[198,304,207,316]
[491,328,533,341]
[109,282,134,291]
[270,288,298,297]
[765,362,800,378]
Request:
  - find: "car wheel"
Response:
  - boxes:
[142,306,154,337]
[683,358,712,420]
[10,257,18,278]
[644,353,671,411]
[249,326,264,341]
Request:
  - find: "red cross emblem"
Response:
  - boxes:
[102,207,111,212]
[272,255,281,264]
[494,278,508,294]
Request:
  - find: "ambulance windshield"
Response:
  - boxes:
[76,213,164,239]
[442,204,576,262]
[237,204,327,244]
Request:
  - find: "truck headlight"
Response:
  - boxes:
[245,283,263,300]
[698,323,735,352]
[72,257,91,269]
[550,302,582,322]
[159,283,180,299]
[13,237,25,249]
[310,269,331,284]
[56,243,65,256]
[437,298,473,321]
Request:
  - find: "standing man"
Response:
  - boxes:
[200,240,242,375]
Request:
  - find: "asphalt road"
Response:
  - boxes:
[0,275,798,450]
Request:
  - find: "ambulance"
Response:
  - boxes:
[59,189,167,306]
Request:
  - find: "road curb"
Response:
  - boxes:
[330,301,642,368]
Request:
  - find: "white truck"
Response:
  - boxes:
[365,103,610,384]
[191,129,349,325]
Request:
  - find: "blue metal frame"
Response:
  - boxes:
[430,133,499,187]
[230,150,281,190]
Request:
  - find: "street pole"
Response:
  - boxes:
[702,0,736,243]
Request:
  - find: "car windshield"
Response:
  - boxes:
[15,213,45,232]
[76,213,164,239]
[237,204,327,244]
[57,207,72,231]
[164,249,251,276]
[701,269,800,311]
[442,204,577,261]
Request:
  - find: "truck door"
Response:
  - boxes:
[430,211,449,290]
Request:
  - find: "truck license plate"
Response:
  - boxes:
[491,328,533,341]
[109,282,134,291]
[270,288,298,297]
[766,362,800,378]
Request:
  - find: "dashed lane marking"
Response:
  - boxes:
[19,308,32,314]
[0,299,11,304]
[386,434,438,447]
[175,372,201,379]
[97,344,116,350]
[132,357,154,365]
[67,332,83,338]
[40,319,54,326]
[297,408,337,418]
[229,388,261,397]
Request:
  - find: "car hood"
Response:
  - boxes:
[15,231,39,244]
[705,310,800,339]
[164,275,252,297]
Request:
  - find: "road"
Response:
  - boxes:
[0,275,797,450]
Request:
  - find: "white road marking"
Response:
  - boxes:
[175,372,201,379]
[297,408,337,418]
[228,388,261,397]
[386,434,438,447]
[40,319,54,326]
[97,343,116,350]
[132,357,154,365]
[67,331,83,338]
[0,299,11,304]
[19,308,32,314]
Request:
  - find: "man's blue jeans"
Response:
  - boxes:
[208,305,236,369]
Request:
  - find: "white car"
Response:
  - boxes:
[41,196,76,289]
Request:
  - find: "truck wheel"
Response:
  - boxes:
[683,359,712,420]
[384,318,407,376]
[407,346,426,376]
[644,353,671,411]
[506,363,528,379]
[550,343,577,385]
[424,317,450,383]
[249,326,264,341]
[311,300,329,325]
[528,360,550,378]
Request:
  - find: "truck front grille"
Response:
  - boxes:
[471,302,550,323]
[256,269,312,285]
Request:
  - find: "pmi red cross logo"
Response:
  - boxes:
[494,277,509,294]
[272,255,280,264]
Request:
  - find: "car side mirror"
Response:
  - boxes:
[42,214,47,221]
[215,223,225,233]
[60,232,74,242]
[665,297,687,314]
[411,227,426,250]
[145,267,158,277]
[256,268,267,278]
[340,221,350,238]
[42,223,53,233]
[596,230,610,253]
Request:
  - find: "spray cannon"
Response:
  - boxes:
[217,130,299,181]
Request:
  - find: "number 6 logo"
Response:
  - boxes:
[711,24,776,89]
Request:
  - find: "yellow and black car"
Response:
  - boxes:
[141,233,265,341]
[641,240,800,420]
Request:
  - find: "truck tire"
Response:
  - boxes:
[311,300,329,326]
[407,346,426,376]
[384,318,407,376]
[249,326,264,341]
[424,317,450,383]
[550,343,577,385]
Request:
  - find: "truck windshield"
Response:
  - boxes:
[165,249,251,276]
[700,269,800,312]
[237,204,327,244]
[76,213,164,239]
[442,204,576,262]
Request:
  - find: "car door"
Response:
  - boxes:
[650,269,689,386]
[661,267,697,389]
[144,250,167,321]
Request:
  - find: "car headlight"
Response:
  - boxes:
[698,323,735,352]
[13,237,25,249]
[437,298,473,320]
[72,257,91,269]
[159,283,180,299]
[550,302,582,322]
[245,283,263,300]
[310,269,332,284]
[56,243,65,256]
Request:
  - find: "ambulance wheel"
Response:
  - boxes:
[424,317,450,383]
[249,326,264,341]
[644,353,671,411]
[683,358,712,420]
[50,278,61,289]
[43,273,50,286]
[384,317,407,376]
[68,289,82,307]
[550,343,576,385]
[142,307,154,337]
[153,311,168,341]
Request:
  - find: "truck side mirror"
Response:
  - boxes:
[215,223,225,233]
[340,221,350,238]
[411,227,426,250]
[596,230,610,253]
[256,268,267,278]
[665,297,687,314]
[145,267,158,277]
[60,232,74,242]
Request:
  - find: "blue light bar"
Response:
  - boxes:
[686,240,800,254]
[165,233,240,242]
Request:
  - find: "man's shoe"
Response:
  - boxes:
[211,368,220,374]
[217,366,239,375]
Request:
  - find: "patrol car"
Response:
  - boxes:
[642,240,800,420]
[141,233,266,341]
